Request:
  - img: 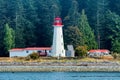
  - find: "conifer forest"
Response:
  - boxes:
[0,0,120,56]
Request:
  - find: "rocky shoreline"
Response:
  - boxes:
[0,61,120,72]
[1,66,120,72]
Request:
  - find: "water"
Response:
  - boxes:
[0,72,120,80]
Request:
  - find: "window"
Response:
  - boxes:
[49,50,51,53]
[45,50,47,53]
[62,50,64,53]
[38,51,41,53]
[26,51,29,53]
[61,35,63,38]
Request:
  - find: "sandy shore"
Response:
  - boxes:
[0,61,120,72]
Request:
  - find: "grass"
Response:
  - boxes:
[0,57,116,63]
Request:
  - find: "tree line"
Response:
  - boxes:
[0,0,120,56]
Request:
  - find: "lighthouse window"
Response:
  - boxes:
[55,20,62,23]
[55,20,60,23]
[62,50,63,53]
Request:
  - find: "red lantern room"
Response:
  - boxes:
[53,17,63,26]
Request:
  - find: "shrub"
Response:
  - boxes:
[28,52,40,60]
[111,52,120,59]
[75,46,88,58]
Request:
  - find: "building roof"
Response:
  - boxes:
[10,48,24,51]
[88,49,110,53]
[9,47,51,52]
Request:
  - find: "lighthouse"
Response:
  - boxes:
[51,17,65,57]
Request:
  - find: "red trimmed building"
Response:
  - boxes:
[87,49,110,57]
[9,47,51,57]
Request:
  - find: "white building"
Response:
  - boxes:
[9,17,66,57]
[51,17,65,57]
[9,47,51,57]
[87,49,110,57]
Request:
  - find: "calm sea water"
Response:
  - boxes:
[0,72,120,80]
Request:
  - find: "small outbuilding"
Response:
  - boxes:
[9,47,51,57]
[66,45,75,57]
[87,49,110,58]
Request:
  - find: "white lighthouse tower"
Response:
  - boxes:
[51,17,65,57]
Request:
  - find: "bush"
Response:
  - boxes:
[28,52,40,60]
[111,52,120,59]
[75,46,88,58]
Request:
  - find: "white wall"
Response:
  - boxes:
[10,50,51,57]
[10,50,29,57]
[52,25,65,57]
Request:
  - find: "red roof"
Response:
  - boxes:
[10,48,23,51]
[88,49,110,53]
[10,47,51,51]
[53,17,63,26]
[25,47,51,50]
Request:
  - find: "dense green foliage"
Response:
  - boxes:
[104,11,120,53]
[0,0,120,56]
[3,23,15,55]
[78,10,97,50]
[75,46,87,58]
[64,26,82,48]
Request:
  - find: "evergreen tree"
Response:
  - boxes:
[64,0,80,27]
[84,0,109,49]
[35,0,61,47]
[22,0,39,47]
[0,0,16,56]
[15,0,26,48]
[96,0,109,49]
[104,10,120,53]
[79,10,97,50]
[64,26,82,48]
[3,23,15,55]
[59,0,72,18]
[0,0,6,56]
[63,0,81,48]
[112,39,120,53]
[109,0,120,15]
[76,0,88,12]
